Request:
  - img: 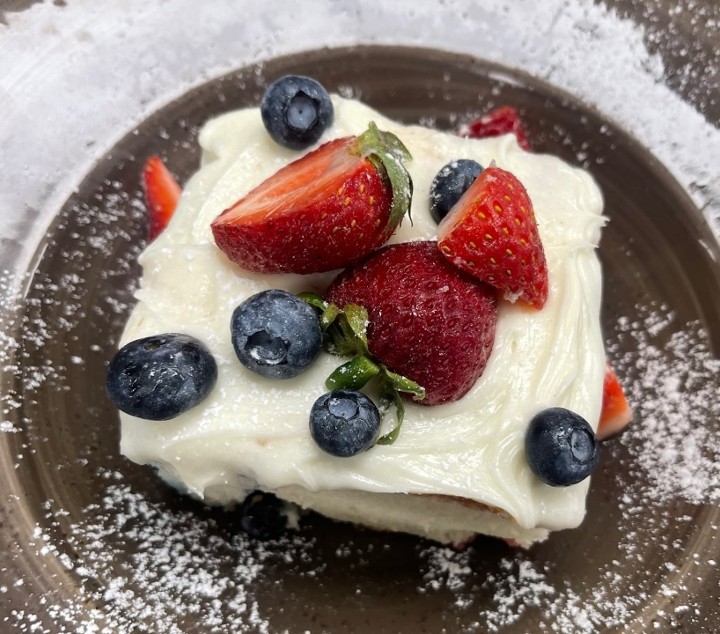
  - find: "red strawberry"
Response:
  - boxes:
[211,123,412,274]
[437,166,549,309]
[597,364,633,440]
[465,106,530,151]
[326,241,497,406]
[142,155,182,241]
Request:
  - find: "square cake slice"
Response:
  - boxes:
[118,96,606,547]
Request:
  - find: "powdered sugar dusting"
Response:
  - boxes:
[481,559,556,631]
[15,473,324,633]
[612,306,720,505]
[1,270,24,434]
[420,546,473,595]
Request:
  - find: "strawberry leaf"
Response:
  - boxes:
[383,368,426,400]
[369,122,412,162]
[353,122,413,230]
[376,383,405,445]
[298,291,341,329]
[321,304,342,329]
[326,355,380,391]
[326,320,360,356]
[297,291,326,310]
[342,304,369,349]
[328,312,361,356]
[320,303,370,357]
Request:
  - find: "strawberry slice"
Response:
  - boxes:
[211,123,412,274]
[465,106,530,151]
[437,166,549,309]
[597,364,633,440]
[142,155,182,241]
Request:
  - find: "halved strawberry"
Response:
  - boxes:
[464,106,530,151]
[142,155,182,241]
[437,166,548,309]
[211,123,412,274]
[597,364,633,440]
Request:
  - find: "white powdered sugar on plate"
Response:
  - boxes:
[0,271,24,434]
[612,308,720,505]
[0,1,718,260]
[1,1,719,632]
[18,476,281,633]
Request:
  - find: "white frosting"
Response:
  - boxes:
[120,97,606,543]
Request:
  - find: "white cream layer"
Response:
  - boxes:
[120,97,606,543]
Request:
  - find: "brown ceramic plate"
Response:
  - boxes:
[2,46,720,633]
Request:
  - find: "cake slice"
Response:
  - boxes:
[113,91,608,547]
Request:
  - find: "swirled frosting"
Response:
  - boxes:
[120,97,606,545]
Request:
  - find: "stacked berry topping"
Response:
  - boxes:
[109,75,632,518]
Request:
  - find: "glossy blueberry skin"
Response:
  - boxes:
[260,75,334,150]
[238,491,288,540]
[429,159,483,224]
[106,333,218,421]
[310,389,381,457]
[231,289,322,379]
[525,407,600,487]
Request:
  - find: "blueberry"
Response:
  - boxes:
[429,159,483,224]
[106,333,217,420]
[310,389,381,457]
[525,407,600,487]
[261,75,334,150]
[231,289,322,379]
[238,491,288,540]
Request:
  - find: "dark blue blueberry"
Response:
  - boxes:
[309,389,381,457]
[231,289,322,379]
[261,75,334,150]
[238,491,289,540]
[429,159,483,224]
[106,333,217,420]
[525,407,600,487]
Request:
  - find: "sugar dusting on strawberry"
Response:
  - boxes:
[142,155,182,241]
[437,166,549,309]
[464,106,531,151]
[326,241,497,406]
[211,122,412,274]
[598,364,633,440]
